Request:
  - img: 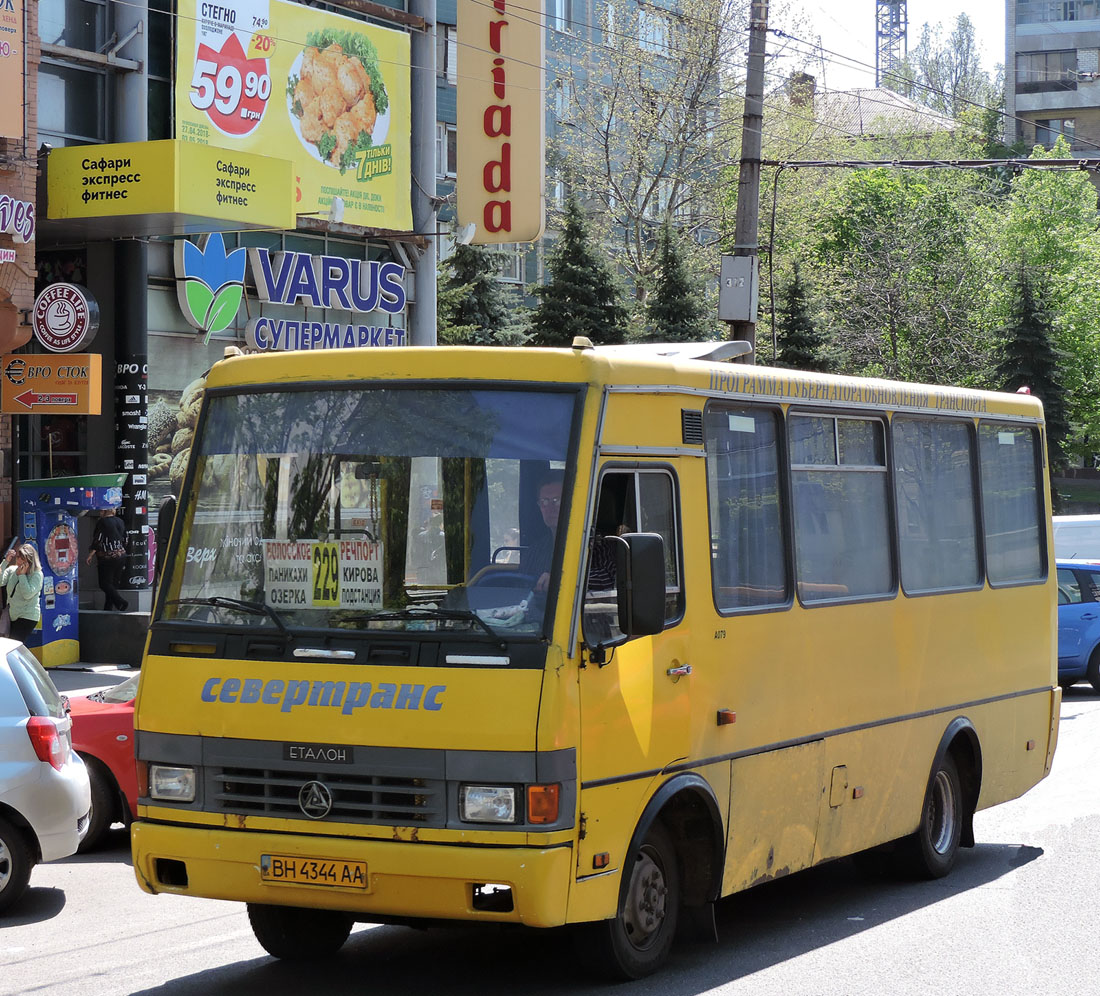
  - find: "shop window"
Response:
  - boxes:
[18,415,88,481]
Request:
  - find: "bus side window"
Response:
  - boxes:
[703,404,789,609]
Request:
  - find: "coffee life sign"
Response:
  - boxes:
[173,233,407,351]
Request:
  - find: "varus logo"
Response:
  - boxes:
[174,232,247,343]
[200,677,446,714]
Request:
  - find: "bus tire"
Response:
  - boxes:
[903,753,963,879]
[574,821,680,980]
[247,903,353,960]
[1086,647,1100,692]
[0,815,34,915]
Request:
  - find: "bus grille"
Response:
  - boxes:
[209,766,445,825]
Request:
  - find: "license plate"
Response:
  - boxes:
[260,854,368,889]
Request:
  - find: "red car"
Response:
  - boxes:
[67,673,139,852]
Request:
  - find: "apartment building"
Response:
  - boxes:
[1007,0,1100,154]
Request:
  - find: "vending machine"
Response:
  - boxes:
[16,474,127,666]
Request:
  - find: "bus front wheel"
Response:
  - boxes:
[574,821,681,980]
[247,903,353,960]
[903,754,963,879]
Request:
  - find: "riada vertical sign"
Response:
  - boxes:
[456,0,545,244]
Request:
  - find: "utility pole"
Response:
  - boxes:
[727,0,769,362]
[409,0,438,346]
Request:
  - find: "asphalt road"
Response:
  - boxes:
[2,680,1097,996]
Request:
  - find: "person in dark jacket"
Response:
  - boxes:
[86,508,129,611]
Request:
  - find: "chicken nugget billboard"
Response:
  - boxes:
[176,0,411,232]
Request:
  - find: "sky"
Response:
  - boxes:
[782,1,1006,92]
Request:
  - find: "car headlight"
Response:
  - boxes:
[459,785,516,823]
[149,764,196,802]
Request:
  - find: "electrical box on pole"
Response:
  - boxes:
[718,255,759,322]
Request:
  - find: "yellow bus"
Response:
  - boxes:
[131,341,1059,979]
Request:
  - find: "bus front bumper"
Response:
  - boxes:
[131,820,574,928]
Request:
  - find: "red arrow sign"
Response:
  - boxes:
[13,390,78,409]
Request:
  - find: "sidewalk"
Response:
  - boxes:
[48,662,139,696]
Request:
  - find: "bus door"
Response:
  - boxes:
[575,466,690,871]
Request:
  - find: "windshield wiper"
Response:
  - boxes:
[370,607,506,648]
[168,596,289,635]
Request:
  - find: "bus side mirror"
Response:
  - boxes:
[613,533,665,637]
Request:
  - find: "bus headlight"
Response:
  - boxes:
[459,785,516,823]
[149,764,196,802]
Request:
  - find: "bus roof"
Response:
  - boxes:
[206,343,1045,421]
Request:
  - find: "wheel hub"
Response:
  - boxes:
[928,768,957,854]
[623,848,667,948]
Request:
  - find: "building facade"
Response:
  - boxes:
[1006,0,1100,153]
[12,0,427,659]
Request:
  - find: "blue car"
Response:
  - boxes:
[1057,561,1100,691]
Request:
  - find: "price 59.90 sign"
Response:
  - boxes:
[190,30,273,137]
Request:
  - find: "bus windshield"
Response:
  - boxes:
[161,385,579,638]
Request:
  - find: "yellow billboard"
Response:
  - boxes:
[176,0,411,232]
[47,141,295,232]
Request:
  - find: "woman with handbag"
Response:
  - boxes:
[86,508,129,612]
[1,544,44,644]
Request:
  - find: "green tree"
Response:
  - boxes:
[773,262,834,372]
[887,14,998,121]
[644,221,711,341]
[437,240,528,345]
[994,270,1070,473]
[974,138,1100,464]
[811,167,988,383]
[551,0,745,299]
[531,193,628,346]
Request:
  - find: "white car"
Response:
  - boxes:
[0,638,91,914]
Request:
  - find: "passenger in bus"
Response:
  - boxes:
[527,472,563,592]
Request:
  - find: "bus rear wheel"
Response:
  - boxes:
[575,821,680,980]
[247,903,353,960]
[903,754,963,879]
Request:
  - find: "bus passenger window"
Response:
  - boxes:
[582,470,681,647]
[979,423,1044,584]
[790,414,892,603]
[893,418,980,593]
[703,404,789,610]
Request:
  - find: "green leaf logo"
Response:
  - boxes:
[204,285,243,343]
[184,280,214,331]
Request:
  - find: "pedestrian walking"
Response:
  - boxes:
[86,508,129,611]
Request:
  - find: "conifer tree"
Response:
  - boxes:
[995,270,1070,471]
[773,262,836,372]
[531,193,628,346]
[644,221,709,341]
[438,240,528,345]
